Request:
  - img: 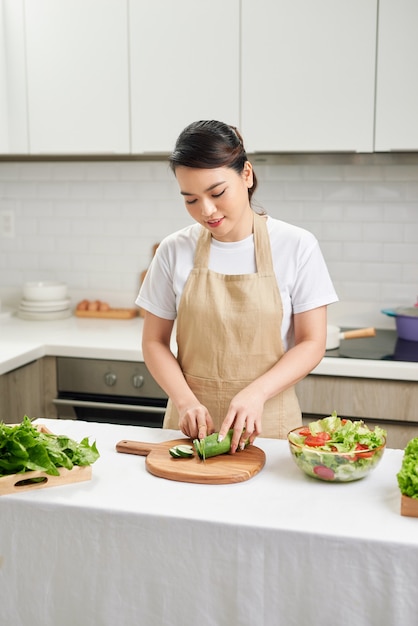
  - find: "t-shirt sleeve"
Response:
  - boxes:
[291,238,338,314]
[135,244,178,320]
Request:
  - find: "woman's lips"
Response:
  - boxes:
[206,217,224,228]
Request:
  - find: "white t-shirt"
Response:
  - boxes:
[136,216,338,350]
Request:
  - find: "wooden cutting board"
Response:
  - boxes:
[115,438,266,484]
[75,308,138,319]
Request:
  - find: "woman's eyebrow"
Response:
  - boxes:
[180,181,226,196]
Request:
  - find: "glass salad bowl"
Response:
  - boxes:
[287,414,386,482]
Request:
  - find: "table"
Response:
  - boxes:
[1,419,417,626]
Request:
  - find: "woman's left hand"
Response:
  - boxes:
[217,388,264,453]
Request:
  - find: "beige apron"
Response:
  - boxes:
[163,212,302,439]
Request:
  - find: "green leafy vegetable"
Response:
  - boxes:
[0,416,100,477]
[397,438,418,499]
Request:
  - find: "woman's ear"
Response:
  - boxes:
[243,161,254,188]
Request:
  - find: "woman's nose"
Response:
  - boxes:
[200,198,216,216]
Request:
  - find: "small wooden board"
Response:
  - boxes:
[401,494,418,518]
[116,438,266,484]
[0,465,92,495]
[75,308,138,319]
[0,423,92,495]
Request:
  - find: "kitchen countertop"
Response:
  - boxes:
[0,313,417,381]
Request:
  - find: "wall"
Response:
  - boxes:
[0,157,417,326]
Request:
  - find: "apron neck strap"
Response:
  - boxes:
[193,211,273,273]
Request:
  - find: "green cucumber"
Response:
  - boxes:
[193,430,234,460]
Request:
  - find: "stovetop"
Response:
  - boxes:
[325,329,418,363]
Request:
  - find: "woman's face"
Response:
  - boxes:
[175,163,254,242]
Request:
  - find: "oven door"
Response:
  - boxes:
[54,357,168,428]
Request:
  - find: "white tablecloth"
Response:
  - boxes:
[1,419,417,626]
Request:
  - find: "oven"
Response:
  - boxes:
[53,357,167,427]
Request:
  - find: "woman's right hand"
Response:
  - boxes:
[178,404,215,440]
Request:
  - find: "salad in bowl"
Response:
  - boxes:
[287,412,387,482]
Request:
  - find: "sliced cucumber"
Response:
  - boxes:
[169,444,194,459]
[175,445,194,458]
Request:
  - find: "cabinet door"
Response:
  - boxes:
[24,0,130,154]
[0,0,28,154]
[129,0,240,154]
[375,0,418,151]
[241,0,377,153]
[0,357,57,422]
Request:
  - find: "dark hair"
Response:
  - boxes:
[169,120,258,203]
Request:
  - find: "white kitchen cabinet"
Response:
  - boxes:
[0,0,28,154]
[375,0,418,151]
[24,0,130,154]
[129,0,240,154]
[241,0,377,153]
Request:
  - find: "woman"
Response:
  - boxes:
[136,120,338,453]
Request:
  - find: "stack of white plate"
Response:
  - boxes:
[17,281,72,321]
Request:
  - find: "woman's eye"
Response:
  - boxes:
[212,189,225,198]
[185,199,197,205]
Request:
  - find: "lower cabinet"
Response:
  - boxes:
[0,356,57,423]
[296,374,418,450]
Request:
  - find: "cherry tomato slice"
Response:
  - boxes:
[298,427,311,437]
[354,443,374,459]
[304,432,331,447]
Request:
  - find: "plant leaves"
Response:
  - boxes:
[0,416,100,477]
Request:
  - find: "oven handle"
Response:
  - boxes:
[53,398,166,414]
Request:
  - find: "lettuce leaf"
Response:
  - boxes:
[0,416,100,477]
[289,412,386,453]
[397,438,418,499]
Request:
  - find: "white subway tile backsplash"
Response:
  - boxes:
[384,243,418,263]
[342,203,383,221]
[0,160,417,315]
[364,182,406,202]
[3,181,38,198]
[36,182,70,199]
[406,182,418,200]
[322,182,363,202]
[363,222,404,242]
[322,221,358,241]
[284,182,322,201]
[343,241,384,262]
[383,165,418,181]
[339,281,381,301]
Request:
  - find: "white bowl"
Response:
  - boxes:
[22,281,68,302]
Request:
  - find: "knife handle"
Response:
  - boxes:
[115,440,157,456]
